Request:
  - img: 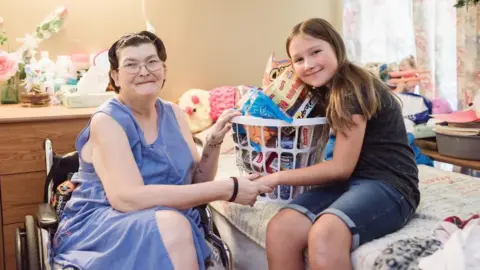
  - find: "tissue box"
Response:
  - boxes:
[62,92,116,108]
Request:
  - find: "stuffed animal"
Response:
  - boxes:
[178,89,212,134]
[178,86,249,133]
[432,97,453,114]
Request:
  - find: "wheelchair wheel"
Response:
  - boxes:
[25,216,40,270]
[16,228,25,270]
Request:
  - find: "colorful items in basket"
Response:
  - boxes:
[262,53,291,89]
[261,53,318,120]
[246,55,319,122]
[263,66,308,113]
[236,78,319,144]
[236,89,290,151]
[235,149,311,200]
[236,150,286,198]
[235,138,322,174]
[230,53,329,202]
[239,89,292,123]
[248,126,277,146]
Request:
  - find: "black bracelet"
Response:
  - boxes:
[228,177,238,202]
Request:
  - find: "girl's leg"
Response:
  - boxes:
[155,210,199,270]
[266,183,347,270]
[266,208,312,270]
[308,178,414,270]
[308,214,352,270]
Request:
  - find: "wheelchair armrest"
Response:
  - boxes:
[36,203,58,229]
[195,204,213,234]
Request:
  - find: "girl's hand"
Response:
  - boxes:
[254,173,281,189]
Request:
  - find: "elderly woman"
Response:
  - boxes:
[53,31,271,270]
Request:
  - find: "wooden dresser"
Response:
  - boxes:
[0,104,95,270]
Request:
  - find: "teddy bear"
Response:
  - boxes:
[178,85,250,134]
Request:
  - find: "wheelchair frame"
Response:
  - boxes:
[15,139,233,270]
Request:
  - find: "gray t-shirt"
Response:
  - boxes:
[349,88,420,209]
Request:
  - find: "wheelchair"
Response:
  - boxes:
[15,139,232,270]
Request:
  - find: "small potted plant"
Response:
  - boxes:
[0,21,21,104]
[19,65,50,107]
[19,84,50,107]
[0,8,68,106]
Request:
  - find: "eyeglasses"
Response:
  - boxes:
[120,59,165,74]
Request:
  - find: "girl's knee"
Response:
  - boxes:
[308,214,353,269]
[267,208,311,243]
[309,213,352,249]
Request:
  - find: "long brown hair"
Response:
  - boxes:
[286,18,390,133]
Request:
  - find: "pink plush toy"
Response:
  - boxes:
[178,86,249,133]
[432,97,453,114]
[208,86,237,122]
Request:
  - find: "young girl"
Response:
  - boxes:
[256,18,419,270]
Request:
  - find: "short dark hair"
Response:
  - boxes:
[108,31,167,93]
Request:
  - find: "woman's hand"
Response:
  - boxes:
[231,174,273,206]
[207,109,242,144]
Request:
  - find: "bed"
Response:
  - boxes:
[208,154,480,270]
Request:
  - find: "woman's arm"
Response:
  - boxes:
[90,113,233,212]
[172,104,241,184]
[258,115,367,187]
[193,140,222,183]
[171,104,222,183]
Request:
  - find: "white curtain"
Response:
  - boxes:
[343,0,416,64]
[456,4,480,108]
[343,0,458,109]
[413,0,457,107]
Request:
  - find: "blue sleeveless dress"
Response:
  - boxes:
[53,98,211,270]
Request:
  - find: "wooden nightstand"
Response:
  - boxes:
[0,104,95,270]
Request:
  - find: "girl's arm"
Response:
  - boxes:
[259,115,367,187]
[90,113,234,212]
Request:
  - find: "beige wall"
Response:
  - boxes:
[0,0,342,101]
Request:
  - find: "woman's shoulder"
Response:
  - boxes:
[157,98,178,111]
[91,98,140,137]
[157,98,185,119]
[95,97,130,115]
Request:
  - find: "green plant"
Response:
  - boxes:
[454,0,480,8]
[0,29,8,50]
[0,30,25,80]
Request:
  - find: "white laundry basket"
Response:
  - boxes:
[231,115,329,204]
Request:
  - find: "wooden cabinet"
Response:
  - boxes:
[0,104,94,270]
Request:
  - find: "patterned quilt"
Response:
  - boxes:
[210,154,480,269]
